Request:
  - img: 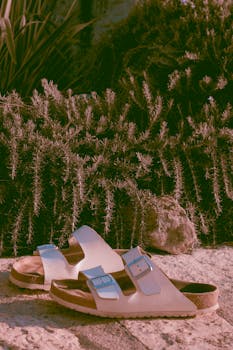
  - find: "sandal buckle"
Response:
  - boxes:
[37,243,56,251]
[90,274,114,290]
[128,256,152,279]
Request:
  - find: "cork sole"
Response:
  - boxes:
[50,292,198,318]
[9,248,129,290]
[50,291,219,318]
[49,272,219,318]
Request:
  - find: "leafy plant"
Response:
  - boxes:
[0,80,159,255]
[0,0,232,256]
[0,78,232,255]
[74,0,233,115]
[67,0,233,245]
[0,0,92,97]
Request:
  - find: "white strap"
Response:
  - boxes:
[80,249,196,315]
[82,266,121,300]
[70,225,124,273]
[37,225,125,286]
[37,245,76,285]
[122,247,161,295]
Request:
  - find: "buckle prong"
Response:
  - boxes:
[127,256,152,279]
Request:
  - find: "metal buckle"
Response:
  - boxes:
[37,243,56,251]
[90,274,114,290]
[127,256,152,280]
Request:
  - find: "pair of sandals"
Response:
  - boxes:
[9,225,219,318]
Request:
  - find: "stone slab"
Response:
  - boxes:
[0,247,232,350]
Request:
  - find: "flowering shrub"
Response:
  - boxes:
[0,80,161,254]
[0,0,232,255]
[69,0,233,246]
[0,77,232,255]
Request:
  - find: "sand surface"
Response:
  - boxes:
[0,246,232,349]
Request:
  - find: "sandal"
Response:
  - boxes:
[50,247,219,318]
[9,225,125,290]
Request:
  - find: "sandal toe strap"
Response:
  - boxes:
[37,245,78,285]
[122,247,161,295]
[68,225,124,273]
[82,266,121,300]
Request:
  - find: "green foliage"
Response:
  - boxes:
[0,0,92,97]
[0,79,232,255]
[0,0,232,255]
[68,0,233,245]
[74,0,233,114]
[0,80,156,255]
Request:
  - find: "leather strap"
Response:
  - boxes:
[37,245,75,285]
[69,225,124,273]
[82,266,121,300]
[122,247,161,295]
[37,225,124,285]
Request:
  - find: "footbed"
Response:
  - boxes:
[50,270,219,312]
[10,247,128,286]
[10,249,85,285]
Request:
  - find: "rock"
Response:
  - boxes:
[146,195,198,254]
[116,193,197,254]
